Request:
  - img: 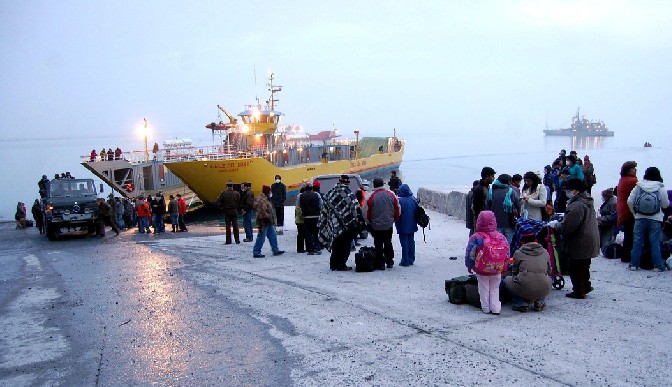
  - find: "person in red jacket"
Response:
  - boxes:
[177,194,188,232]
[135,196,151,233]
[616,161,638,262]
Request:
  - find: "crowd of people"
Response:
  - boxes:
[464,149,670,315]
[89,147,124,162]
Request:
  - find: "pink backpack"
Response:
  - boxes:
[474,233,509,275]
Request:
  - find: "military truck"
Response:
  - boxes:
[42,178,100,240]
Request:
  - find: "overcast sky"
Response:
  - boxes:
[1,0,671,146]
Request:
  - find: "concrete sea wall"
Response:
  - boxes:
[417,188,467,221]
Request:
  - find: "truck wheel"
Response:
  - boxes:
[46,223,58,241]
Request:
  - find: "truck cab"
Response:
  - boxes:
[42,178,100,240]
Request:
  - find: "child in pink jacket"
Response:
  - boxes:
[465,210,510,314]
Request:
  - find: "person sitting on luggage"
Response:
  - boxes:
[503,232,552,312]
[464,210,509,315]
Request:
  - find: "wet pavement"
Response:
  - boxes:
[2,207,671,386]
[0,223,292,386]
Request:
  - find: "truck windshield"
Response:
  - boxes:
[50,180,95,197]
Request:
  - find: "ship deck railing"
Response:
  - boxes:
[81,138,400,165]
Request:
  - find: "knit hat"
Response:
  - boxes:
[601,187,614,197]
[312,180,321,189]
[262,185,271,195]
[339,175,350,184]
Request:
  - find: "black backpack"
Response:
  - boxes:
[414,202,430,241]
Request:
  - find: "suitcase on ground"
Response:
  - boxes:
[602,242,623,259]
[445,275,480,307]
[355,246,375,272]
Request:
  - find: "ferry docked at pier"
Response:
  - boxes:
[81,73,404,205]
[543,108,614,137]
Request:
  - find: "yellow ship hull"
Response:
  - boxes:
[164,142,404,204]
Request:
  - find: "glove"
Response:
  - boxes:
[547,220,559,228]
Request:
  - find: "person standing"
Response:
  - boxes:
[464,211,509,315]
[114,197,125,229]
[295,186,307,253]
[151,192,166,234]
[299,183,322,255]
[15,202,27,229]
[271,175,287,235]
[543,165,555,201]
[365,177,400,270]
[597,188,617,250]
[177,194,188,232]
[486,174,520,244]
[626,167,670,271]
[520,171,547,221]
[582,155,595,195]
[168,195,179,232]
[252,185,284,258]
[566,155,584,182]
[135,196,151,233]
[388,170,402,194]
[31,199,44,234]
[240,182,255,242]
[547,178,599,299]
[616,161,638,262]
[217,181,241,244]
[96,198,120,236]
[471,167,496,226]
[465,180,479,236]
[395,183,418,266]
[318,175,363,271]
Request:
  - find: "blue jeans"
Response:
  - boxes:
[631,218,665,270]
[398,233,416,265]
[138,216,150,233]
[497,227,514,245]
[170,213,179,229]
[153,213,165,233]
[116,213,125,229]
[253,224,281,255]
[243,210,254,239]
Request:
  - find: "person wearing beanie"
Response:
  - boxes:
[626,166,670,271]
[252,185,284,258]
[471,166,496,227]
[365,177,400,270]
[299,183,322,255]
[553,168,571,214]
[216,181,241,244]
[240,182,255,242]
[547,178,599,299]
[597,188,617,249]
[271,175,287,235]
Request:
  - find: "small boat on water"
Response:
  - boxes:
[81,73,405,205]
[543,108,614,137]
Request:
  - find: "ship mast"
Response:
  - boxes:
[266,72,282,110]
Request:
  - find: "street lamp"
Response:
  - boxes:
[142,118,149,162]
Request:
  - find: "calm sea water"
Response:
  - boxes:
[1,130,669,221]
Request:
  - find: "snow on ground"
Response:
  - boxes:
[154,206,672,386]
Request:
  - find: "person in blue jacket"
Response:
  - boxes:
[395,184,419,266]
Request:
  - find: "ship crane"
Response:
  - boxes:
[217,105,238,124]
